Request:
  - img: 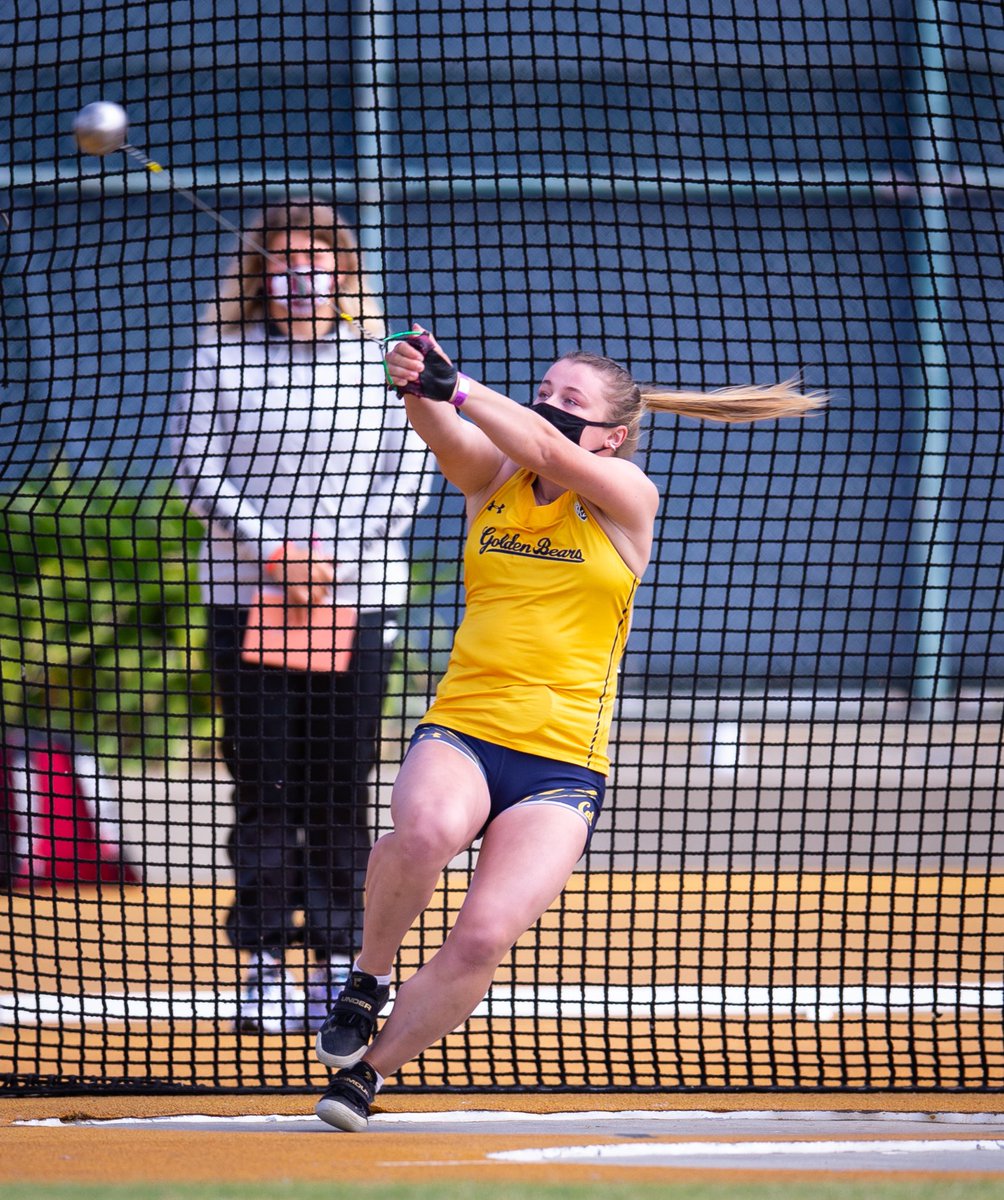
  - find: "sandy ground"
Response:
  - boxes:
[3,1095,1004,1184]
[4,873,1002,1091]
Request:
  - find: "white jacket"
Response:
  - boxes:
[171,322,432,612]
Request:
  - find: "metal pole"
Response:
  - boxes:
[350,1,395,300]
[903,0,957,701]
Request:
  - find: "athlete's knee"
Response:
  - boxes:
[402,818,473,867]
[391,792,480,863]
[447,916,517,973]
[370,819,460,878]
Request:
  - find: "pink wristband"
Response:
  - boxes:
[451,374,473,408]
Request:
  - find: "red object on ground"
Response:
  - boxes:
[0,731,140,888]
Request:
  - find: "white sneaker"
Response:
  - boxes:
[304,955,352,1032]
[237,952,306,1034]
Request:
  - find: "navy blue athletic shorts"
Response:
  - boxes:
[408,723,606,850]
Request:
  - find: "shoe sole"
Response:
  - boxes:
[315,1094,369,1132]
[315,1030,369,1068]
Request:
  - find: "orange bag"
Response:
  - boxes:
[241,586,357,673]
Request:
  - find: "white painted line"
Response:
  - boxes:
[369,1109,1004,1126]
[0,991,240,1024]
[488,1139,1004,1163]
[471,983,1004,1023]
[3,981,1002,1027]
[15,1110,1004,1129]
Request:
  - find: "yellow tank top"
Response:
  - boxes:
[423,468,639,773]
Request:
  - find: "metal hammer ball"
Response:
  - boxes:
[73,101,129,156]
[69,99,388,346]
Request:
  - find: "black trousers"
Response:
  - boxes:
[208,606,394,960]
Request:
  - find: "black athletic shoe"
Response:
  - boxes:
[316,1061,379,1132]
[315,970,390,1068]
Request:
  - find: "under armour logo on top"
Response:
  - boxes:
[486,500,505,513]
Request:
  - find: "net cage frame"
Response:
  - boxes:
[1,0,1002,1095]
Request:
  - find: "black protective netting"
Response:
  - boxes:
[1,1,1002,1094]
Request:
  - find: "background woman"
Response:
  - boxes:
[172,202,430,1034]
[313,330,821,1128]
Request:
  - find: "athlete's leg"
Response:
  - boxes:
[354,737,490,978]
[363,802,588,1079]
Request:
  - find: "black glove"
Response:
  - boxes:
[401,334,459,402]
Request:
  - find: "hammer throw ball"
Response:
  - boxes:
[73,101,129,157]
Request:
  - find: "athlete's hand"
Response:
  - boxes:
[385,326,458,402]
[266,543,334,608]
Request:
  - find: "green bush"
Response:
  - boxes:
[0,466,216,767]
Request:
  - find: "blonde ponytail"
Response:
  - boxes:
[640,378,826,424]
[558,351,826,459]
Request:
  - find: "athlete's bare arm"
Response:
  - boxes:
[396,335,507,497]
[403,390,510,499]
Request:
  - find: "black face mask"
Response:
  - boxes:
[523,400,622,446]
